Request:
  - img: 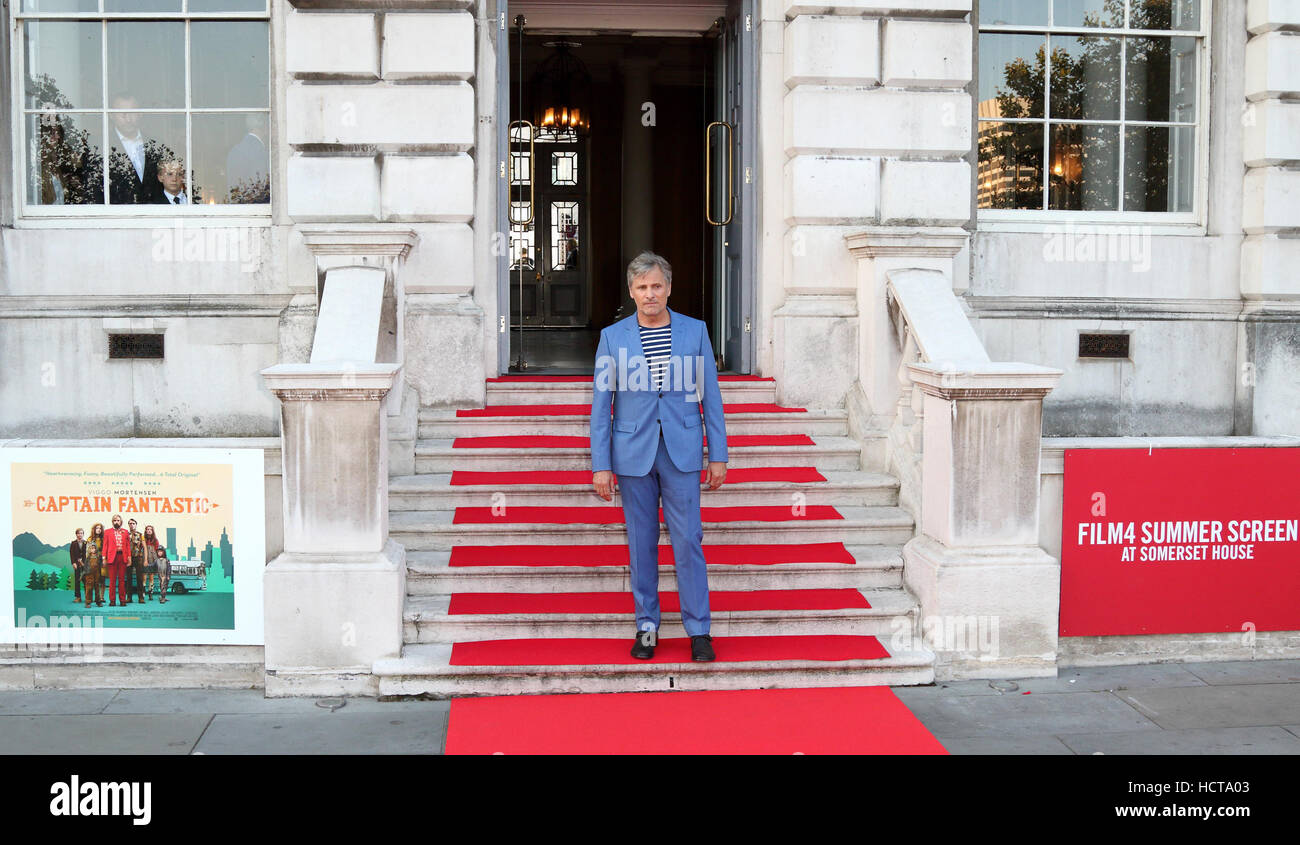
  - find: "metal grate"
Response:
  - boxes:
[1078,333,1129,359]
[108,334,164,360]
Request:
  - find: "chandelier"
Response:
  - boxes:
[530,41,592,134]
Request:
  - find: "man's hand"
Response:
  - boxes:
[593,470,617,501]
[706,461,727,490]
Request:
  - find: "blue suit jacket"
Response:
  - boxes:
[590,307,728,477]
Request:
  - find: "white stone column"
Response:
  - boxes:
[902,362,1063,680]
[260,364,406,696]
[1241,1,1300,434]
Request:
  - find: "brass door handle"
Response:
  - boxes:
[508,120,535,226]
[706,120,734,226]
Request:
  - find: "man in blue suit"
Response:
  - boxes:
[591,251,728,662]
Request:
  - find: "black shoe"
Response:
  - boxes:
[630,629,657,660]
[691,635,715,662]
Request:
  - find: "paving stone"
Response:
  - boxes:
[0,714,210,754]
[901,690,1160,739]
[1115,684,1300,730]
[1014,663,1208,694]
[938,735,1076,755]
[104,688,448,716]
[193,711,448,755]
[1059,725,1300,755]
[1181,660,1300,686]
[0,689,119,715]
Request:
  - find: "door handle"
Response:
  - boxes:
[508,120,535,226]
[705,120,734,226]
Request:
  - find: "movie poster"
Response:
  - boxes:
[0,448,265,645]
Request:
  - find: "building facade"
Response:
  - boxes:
[3,0,1298,693]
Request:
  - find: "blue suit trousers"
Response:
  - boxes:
[617,429,711,637]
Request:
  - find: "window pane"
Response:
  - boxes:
[106,113,184,204]
[1048,123,1119,210]
[510,151,531,184]
[24,22,102,110]
[21,0,98,11]
[1131,0,1200,30]
[979,33,1046,119]
[1124,125,1193,212]
[981,0,1049,26]
[552,151,577,185]
[550,201,579,269]
[977,121,1044,209]
[193,112,270,204]
[1126,36,1197,122]
[1052,0,1123,28]
[1049,35,1120,120]
[108,22,185,109]
[192,22,269,109]
[105,0,182,11]
[26,113,104,205]
[189,0,268,9]
[510,234,535,269]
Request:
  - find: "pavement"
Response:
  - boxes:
[2,658,1299,754]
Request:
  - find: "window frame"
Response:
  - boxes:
[975,0,1212,230]
[9,1,272,224]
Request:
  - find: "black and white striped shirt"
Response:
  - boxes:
[638,321,671,390]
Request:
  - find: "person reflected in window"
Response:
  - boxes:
[154,159,189,206]
[108,94,169,205]
[564,238,579,269]
[226,113,270,203]
[513,246,535,270]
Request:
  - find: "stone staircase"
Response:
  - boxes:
[373,375,934,696]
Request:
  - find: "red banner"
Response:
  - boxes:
[1060,447,1300,636]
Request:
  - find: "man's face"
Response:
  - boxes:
[128,521,137,532]
[158,163,184,195]
[76,529,84,540]
[110,98,140,137]
[112,516,122,529]
[629,267,670,321]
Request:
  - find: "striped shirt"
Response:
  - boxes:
[637,321,671,390]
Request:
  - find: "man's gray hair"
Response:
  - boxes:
[627,250,672,287]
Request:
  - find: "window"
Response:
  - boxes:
[977,0,1205,219]
[15,0,270,215]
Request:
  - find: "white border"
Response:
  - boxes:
[0,446,265,645]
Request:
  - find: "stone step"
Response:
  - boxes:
[414,435,867,472]
[417,408,848,439]
[374,641,935,697]
[403,544,905,593]
[388,469,899,510]
[484,378,778,406]
[402,588,919,643]
[388,505,915,550]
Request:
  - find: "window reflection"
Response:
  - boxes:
[20,12,270,211]
[27,113,103,205]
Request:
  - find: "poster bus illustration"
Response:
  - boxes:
[1,448,265,645]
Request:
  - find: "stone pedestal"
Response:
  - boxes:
[260,364,406,696]
[902,362,1064,679]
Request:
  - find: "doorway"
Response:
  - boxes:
[494,0,756,376]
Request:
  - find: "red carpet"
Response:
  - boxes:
[447,542,858,567]
[449,466,829,485]
[451,504,844,524]
[448,589,872,614]
[486,375,775,382]
[452,433,815,448]
[457,402,806,416]
[450,634,890,666]
[445,686,947,754]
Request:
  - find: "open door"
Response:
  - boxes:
[705,0,756,374]
[495,0,511,374]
